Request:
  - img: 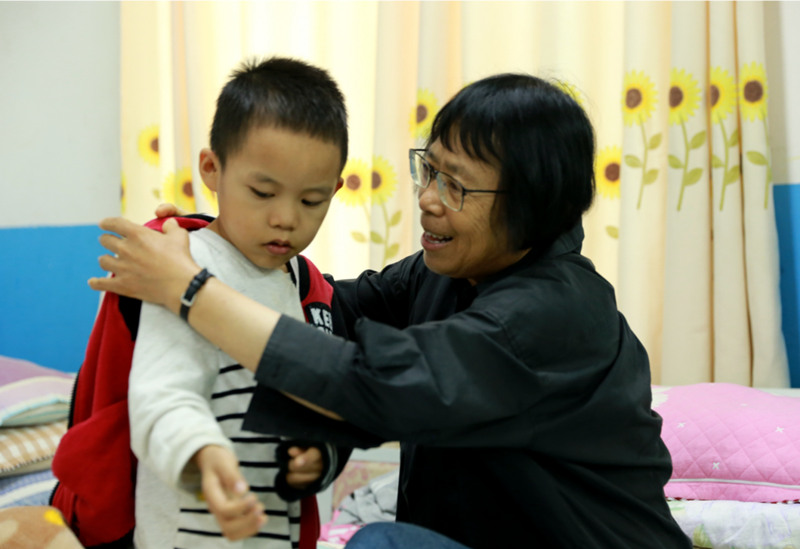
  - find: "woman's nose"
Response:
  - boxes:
[417,181,444,213]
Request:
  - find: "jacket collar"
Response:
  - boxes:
[474,223,585,290]
[540,222,584,260]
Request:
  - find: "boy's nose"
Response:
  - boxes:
[269,204,298,230]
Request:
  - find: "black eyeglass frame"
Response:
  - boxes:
[409,148,506,212]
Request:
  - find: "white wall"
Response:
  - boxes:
[0,2,120,371]
[0,1,120,228]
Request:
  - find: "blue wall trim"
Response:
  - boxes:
[775,184,800,387]
[0,225,106,372]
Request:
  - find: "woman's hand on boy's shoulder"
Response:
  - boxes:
[155,202,188,218]
[90,216,198,312]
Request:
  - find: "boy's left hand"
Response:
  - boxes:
[285,445,324,489]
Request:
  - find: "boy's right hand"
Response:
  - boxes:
[195,445,267,540]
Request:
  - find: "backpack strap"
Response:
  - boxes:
[289,255,335,334]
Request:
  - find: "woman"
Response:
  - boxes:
[92,74,691,548]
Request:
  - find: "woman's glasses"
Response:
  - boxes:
[408,149,505,212]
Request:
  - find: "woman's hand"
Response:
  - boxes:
[89,217,200,312]
[155,202,187,219]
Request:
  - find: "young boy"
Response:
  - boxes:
[128,57,348,549]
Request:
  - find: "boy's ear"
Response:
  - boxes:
[333,177,344,194]
[199,149,221,193]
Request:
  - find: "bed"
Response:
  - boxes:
[2,353,799,548]
[0,355,77,546]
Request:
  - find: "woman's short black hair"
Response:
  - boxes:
[210,56,348,171]
[427,74,595,255]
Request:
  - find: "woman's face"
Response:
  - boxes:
[418,139,530,284]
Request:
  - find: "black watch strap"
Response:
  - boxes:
[179,268,214,321]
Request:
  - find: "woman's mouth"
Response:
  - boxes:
[424,231,453,243]
[421,231,453,250]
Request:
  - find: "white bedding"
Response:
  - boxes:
[668,499,800,548]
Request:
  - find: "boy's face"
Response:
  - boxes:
[200,125,343,270]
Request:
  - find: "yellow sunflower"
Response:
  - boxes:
[739,61,768,122]
[336,158,371,207]
[595,145,622,199]
[409,89,438,140]
[622,70,657,126]
[554,79,585,109]
[162,167,196,212]
[138,125,160,166]
[668,68,700,126]
[370,156,398,205]
[708,66,737,123]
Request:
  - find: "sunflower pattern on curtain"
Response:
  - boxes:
[120,1,789,387]
[617,1,788,387]
[121,3,218,222]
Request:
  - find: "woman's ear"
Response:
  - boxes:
[333,177,344,194]
[198,149,221,193]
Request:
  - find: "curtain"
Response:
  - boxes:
[120,0,789,388]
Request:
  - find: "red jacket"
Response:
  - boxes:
[51,216,333,548]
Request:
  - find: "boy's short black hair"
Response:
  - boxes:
[427,74,595,255]
[210,56,348,171]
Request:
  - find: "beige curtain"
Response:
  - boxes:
[616,1,788,387]
[120,0,789,388]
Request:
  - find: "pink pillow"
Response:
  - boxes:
[653,383,800,503]
[0,355,74,427]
